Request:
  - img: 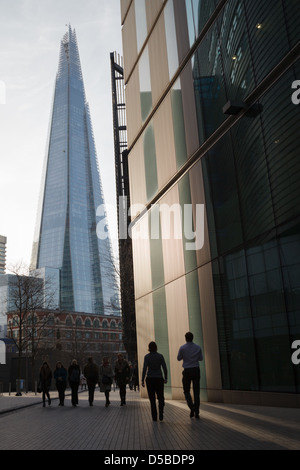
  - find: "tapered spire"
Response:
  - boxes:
[31,27,119,315]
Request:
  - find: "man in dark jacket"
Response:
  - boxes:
[83,357,99,406]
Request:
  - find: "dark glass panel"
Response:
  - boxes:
[283,0,300,48]
[245,0,290,83]
[202,133,243,256]
[212,257,259,391]
[259,63,300,228]
[231,112,275,243]
[192,22,228,144]
[217,0,255,101]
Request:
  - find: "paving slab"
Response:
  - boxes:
[0,388,299,452]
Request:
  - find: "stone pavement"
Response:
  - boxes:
[0,388,300,452]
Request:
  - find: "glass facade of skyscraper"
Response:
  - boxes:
[121,0,300,405]
[31,27,119,316]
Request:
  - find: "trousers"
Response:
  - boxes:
[70,382,79,406]
[182,367,200,414]
[88,383,96,404]
[56,381,66,405]
[146,377,165,420]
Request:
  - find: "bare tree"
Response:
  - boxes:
[66,319,90,367]
[5,262,57,385]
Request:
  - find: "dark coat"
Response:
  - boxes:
[114,359,130,387]
[83,362,99,386]
[99,364,114,392]
[68,364,80,385]
[54,367,67,384]
[39,367,52,391]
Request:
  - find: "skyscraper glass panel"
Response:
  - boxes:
[121,0,300,405]
[31,27,118,315]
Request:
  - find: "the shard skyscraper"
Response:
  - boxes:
[31,26,119,316]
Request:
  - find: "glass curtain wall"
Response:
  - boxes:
[188,0,300,393]
[123,0,300,398]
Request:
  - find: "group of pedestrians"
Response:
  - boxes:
[38,353,131,408]
[38,332,203,421]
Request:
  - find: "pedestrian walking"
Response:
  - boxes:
[68,359,81,407]
[141,341,167,421]
[54,361,67,406]
[132,362,139,391]
[129,362,133,390]
[39,361,52,407]
[80,373,87,390]
[99,356,114,407]
[177,331,203,419]
[83,357,99,406]
[114,353,130,406]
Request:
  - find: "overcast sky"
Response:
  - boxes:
[0,0,123,270]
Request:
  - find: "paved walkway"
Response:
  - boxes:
[0,388,300,452]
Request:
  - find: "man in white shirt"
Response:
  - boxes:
[177,332,203,419]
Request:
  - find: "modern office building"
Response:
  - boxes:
[0,268,59,317]
[31,26,119,316]
[120,0,300,406]
[0,235,7,275]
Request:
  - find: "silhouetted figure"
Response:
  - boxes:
[68,359,80,407]
[39,361,52,407]
[99,356,114,407]
[142,342,167,421]
[54,361,67,406]
[177,332,203,419]
[83,357,99,406]
[114,353,130,406]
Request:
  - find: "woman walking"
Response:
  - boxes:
[114,353,130,406]
[99,357,114,407]
[83,357,99,406]
[39,361,52,407]
[141,342,168,421]
[68,359,81,407]
[54,361,67,406]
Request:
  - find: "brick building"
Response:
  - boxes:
[6,309,126,370]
